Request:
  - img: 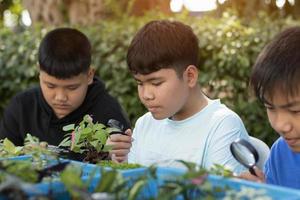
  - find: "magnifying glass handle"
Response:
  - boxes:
[249,167,257,177]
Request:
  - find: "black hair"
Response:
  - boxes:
[126,20,199,77]
[38,27,91,79]
[250,26,300,104]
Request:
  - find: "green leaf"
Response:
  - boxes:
[13,146,23,154]
[58,137,71,147]
[81,127,93,136]
[94,130,108,145]
[90,140,100,149]
[128,179,148,200]
[95,170,118,193]
[102,145,113,152]
[93,123,106,131]
[71,144,83,152]
[60,165,87,198]
[63,124,75,131]
[3,138,17,154]
[24,133,39,145]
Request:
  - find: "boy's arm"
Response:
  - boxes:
[204,114,249,174]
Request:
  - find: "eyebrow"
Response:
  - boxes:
[43,80,80,87]
[134,77,163,82]
[43,80,55,85]
[265,101,300,108]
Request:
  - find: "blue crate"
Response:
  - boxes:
[0,155,72,199]
[207,175,300,200]
[2,156,300,200]
[0,154,32,161]
[84,166,184,199]
[53,163,300,200]
[137,169,300,199]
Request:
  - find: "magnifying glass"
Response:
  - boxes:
[230,139,259,176]
[107,119,126,135]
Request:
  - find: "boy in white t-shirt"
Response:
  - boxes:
[126,20,249,173]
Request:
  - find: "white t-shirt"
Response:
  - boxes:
[128,99,249,174]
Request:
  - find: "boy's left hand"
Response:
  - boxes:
[238,167,265,183]
[106,129,132,163]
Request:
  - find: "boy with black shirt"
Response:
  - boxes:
[0,28,132,162]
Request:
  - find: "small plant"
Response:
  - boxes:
[0,134,56,160]
[98,160,142,170]
[0,158,69,200]
[61,165,146,200]
[0,138,23,157]
[209,163,233,177]
[60,165,90,199]
[0,160,39,183]
[59,114,113,163]
[157,161,223,199]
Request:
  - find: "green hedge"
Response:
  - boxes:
[0,13,298,146]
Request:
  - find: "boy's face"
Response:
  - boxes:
[39,69,94,119]
[265,89,300,152]
[134,67,196,121]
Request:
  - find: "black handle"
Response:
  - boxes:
[107,119,126,135]
[249,166,257,177]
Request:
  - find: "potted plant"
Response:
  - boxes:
[58,115,114,163]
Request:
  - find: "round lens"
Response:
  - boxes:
[230,142,256,167]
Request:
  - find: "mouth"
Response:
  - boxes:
[53,104,70,109]
[147,106,159,113]
[285,137,300,146]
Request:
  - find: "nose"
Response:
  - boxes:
[139,85,154,101]
[272,113,292,134]
[55,89,68,102]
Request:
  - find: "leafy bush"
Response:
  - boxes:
[0,12,298,145]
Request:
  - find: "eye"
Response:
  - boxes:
[136,81,143,86]
[46,84,55,89]
[290,110,300,114]
[67,86,79,90]
[265,106,275,111]
[152,81,163,86]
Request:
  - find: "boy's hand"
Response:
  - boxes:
[106,129,132,163]
[238,167,265,183]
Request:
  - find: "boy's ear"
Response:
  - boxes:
[87,68,95,84]
[184,65,198,87]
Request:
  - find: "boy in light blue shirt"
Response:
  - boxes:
[126,20,249,173]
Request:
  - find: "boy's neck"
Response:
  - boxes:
[171,88,209,121]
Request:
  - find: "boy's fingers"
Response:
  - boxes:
[114,156,127,163]
[106,138,132,149]
[253,167,265,181]
[110,149,130,156]
[124,129,132,136]
[112,142,132,149]
[111,154,120,163]
[110,153,127,163]
[238,168,265,183]
[109,134,132,143]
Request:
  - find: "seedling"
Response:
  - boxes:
[59,115,113,163]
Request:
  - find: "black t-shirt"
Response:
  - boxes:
[0,77,130,146]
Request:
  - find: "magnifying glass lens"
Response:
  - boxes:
[231,143,256,167]
[230,139,259,177]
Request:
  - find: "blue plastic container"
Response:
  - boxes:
[208,175,300,200]
[2,156,300,200]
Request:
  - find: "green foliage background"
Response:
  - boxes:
[0,12,299,146]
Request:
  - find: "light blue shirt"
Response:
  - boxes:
[128,99,249,174]
[265,137,300,189]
